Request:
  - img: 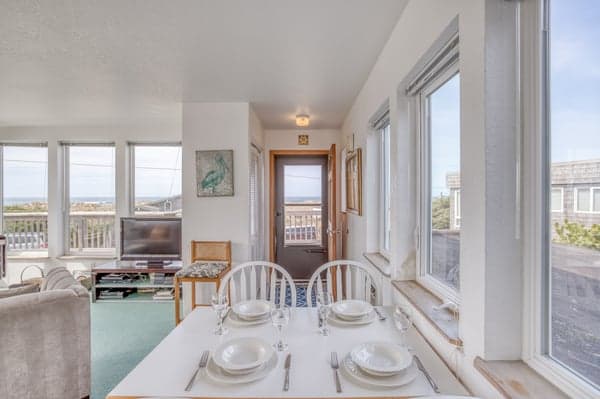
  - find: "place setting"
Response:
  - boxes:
[185,294,293,390]
[339,341,418,389]
[316,293,377,333]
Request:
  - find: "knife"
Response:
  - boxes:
[283,353,291,391]
[413,355,440,393]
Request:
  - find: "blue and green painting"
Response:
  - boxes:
[195,150,234,197]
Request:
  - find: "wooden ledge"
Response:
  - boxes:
[474,357,569,399]
[392,280,462,347]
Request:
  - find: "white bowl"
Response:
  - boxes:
[350,342,412,377]
[233,300,272,321]
[212,337,274,374]
[332,300,373,320]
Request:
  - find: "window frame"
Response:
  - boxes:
[378,121,392,259]
[416,62,461,305]
[62,142,117,256]
[454,189,461,228]
[128,142,182,218]
[0,142,49,255]
[550,187,563,213]
[522,1,600,397]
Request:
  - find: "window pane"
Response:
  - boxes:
[428,73,461,291]
[134,146,182,216]
[551,189,562,212]
[68,146,115,253]
[284,165,322,246]
[593,189,600,213]
[382,124,391,252]
[576,189,590,212]
[2,146,48,252]
[549,0,600,386]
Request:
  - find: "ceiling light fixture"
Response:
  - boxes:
[295,114,310,127]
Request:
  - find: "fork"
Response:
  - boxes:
[185,350,209,391]
[330,352,342,393]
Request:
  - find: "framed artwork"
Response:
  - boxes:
[298,134,309,145]
[196,150,234,197]
[345,148,362,215]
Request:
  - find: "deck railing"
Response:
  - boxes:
[284,203,322,245]
[3,213,48,250]
[69,212,115,252]
[3,212,116,251]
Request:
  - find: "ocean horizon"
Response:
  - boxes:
[5,195,320,205]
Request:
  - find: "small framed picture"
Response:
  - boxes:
[298,134,309,146]
[195,150,234,197]
[345,148,362,215]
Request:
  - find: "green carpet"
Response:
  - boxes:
[91,302,174,399]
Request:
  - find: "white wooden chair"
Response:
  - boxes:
[218,261,297,307]
[306,260,380,307]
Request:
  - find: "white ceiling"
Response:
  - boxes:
[0,0,407,129]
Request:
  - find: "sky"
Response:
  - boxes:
[3,145,181,204]
[284,165,322,199]
[430,73,460,196]
[550,0,600,163]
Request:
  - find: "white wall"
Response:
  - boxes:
[341,0,520,397]
[181,103,252,265]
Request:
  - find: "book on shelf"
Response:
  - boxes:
[152,289,174,300]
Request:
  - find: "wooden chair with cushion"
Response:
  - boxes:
[174,240,231,324]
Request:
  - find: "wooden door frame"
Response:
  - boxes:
[269,149,330,262]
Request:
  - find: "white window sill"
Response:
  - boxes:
[392,280,462,347]
[7,252,50,260]
[58,255,116,260]
[363,252,391,277]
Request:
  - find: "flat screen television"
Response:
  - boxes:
[120,217,182,262]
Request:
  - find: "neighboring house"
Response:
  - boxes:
[446,159,600,231]
[134,195,182,216]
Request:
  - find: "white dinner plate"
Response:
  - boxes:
[332,300,373,321]
[328,310,376,326]
[233,300,273,321]
[225,310,270,326]
[341,353,418,389]
[350,342,412,377]
[205,351,278,385]
[212,337,274,374]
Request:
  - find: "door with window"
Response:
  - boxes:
[274,155,328,280]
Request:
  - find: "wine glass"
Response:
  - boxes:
[270,305,290,351]
[317,292,334,336]
[211,293,229,335]
[393,306,412,348]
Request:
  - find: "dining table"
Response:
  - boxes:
[106,306,469,399]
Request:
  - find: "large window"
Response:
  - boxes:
[379,121,391,256]
[544,0,600,389]
[132,144,182,216]
[1,144,48,254]
[418,67,461,300]
[64,144,115,255]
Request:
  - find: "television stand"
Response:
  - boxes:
[91,260,182,303]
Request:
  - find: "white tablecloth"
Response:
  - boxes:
[108,307,440,398]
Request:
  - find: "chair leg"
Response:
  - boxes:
[174,277,181,325]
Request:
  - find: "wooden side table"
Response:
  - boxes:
[174,265,230,324]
